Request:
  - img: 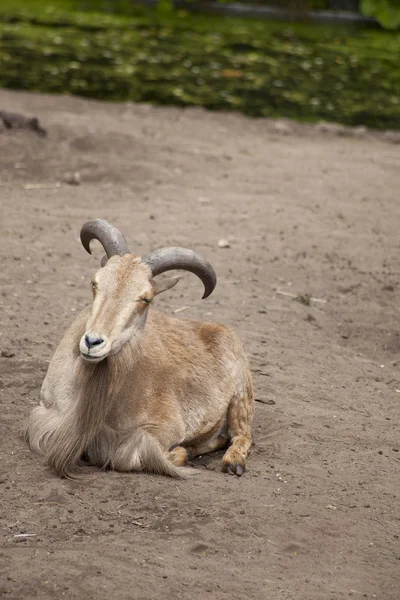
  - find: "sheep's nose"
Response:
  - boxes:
[84,334,104,349]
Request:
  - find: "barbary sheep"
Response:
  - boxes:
[25,219,254,478]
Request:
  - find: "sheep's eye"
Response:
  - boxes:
[138,297,151,304]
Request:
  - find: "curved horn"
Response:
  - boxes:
[80,219,131,259]
[141,247,217,299]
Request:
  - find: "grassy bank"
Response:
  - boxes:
[0,0,399,129]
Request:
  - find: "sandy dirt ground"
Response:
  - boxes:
[0,89,399,600]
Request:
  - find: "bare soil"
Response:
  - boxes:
[0,89,399,600]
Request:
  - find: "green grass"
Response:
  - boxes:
[0,0,399,129]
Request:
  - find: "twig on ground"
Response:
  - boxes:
[255,398,276,405]
[173,306,190,314]
[24,183,61,190]
[276,289,327,304]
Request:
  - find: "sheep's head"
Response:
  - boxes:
[78,219,217,363]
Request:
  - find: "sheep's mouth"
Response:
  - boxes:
[80,351,107,363]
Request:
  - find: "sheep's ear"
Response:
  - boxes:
[100,255,108,267]
[153,275,181,296]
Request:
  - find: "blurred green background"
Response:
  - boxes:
[0,0,399,129]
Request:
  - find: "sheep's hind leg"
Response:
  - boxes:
[168,423,228,466]
[222,376,254,477]
[167,446,189,467]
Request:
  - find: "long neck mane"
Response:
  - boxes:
[76,342,134,430]
[46,337,138,478]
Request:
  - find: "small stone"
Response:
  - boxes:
[63,171,81,185]
[316,122,346,135]
[217,239,230,249]
[1,349,15,358]
[326,504,337,510]
[353,125,367,138]
[273,120,292,135]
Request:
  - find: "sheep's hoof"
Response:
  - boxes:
[222,463,245,477]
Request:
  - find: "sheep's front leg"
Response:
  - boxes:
[222,434,252,476]
[221,380,254,476]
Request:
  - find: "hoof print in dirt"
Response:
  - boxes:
[0,110,47,137]
[1,349,16,358]
[63,171,81,186]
